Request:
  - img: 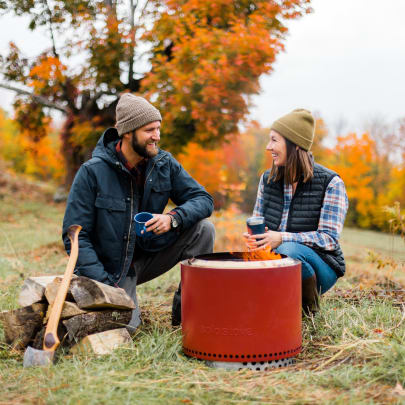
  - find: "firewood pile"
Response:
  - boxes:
[0,275,135,355]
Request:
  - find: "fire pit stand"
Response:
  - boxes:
[181,252,302,370]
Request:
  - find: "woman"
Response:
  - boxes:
[244,109,349,313]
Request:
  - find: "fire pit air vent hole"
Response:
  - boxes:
[183,345,302,362]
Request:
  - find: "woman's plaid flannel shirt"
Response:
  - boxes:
[253,174,349,251]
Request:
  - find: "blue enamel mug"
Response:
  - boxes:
[246,216,265,235]
[135,212,154,238]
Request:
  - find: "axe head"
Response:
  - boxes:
[23,346,55,368]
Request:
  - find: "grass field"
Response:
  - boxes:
[1,186,405,404]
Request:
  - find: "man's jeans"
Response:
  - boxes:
[119,219,215,331]
[275,242,337,294]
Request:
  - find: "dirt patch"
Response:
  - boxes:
[26,241,67,261]
[0,160,55,203]
[331,284,405,307]
[140,302,173,331]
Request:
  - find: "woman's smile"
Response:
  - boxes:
[266,130,287,166]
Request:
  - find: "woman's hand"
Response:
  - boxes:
[145,214,172,235]
[243,228,282,251]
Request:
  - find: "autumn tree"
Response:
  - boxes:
[326,133,376,228]
[0,108,63,180]
[384,118,405,212]
[180,116,330,213]
[223,123,272,212]
[0,0,311,186]
[178,142,229,209]
[179,122,272,211]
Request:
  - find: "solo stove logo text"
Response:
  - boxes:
[201,325,254,336]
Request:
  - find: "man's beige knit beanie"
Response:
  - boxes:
[115,93,162,136]
[271,108,315,151]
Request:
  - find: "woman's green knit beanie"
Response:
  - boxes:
[271,108,315,151]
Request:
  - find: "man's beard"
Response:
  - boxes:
[131,133,158,159]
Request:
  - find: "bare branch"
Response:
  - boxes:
[44,0,59,58]
[83,90,118,112]
[135,0,151,18]
[128,0,137,86]
[0,83,69,113]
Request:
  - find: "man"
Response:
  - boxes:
[62,93,215,331]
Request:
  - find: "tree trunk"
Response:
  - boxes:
[60,113,87,187]
[60,103,117,187]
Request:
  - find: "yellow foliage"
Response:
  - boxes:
[0,109,64,181]
[17,130,64,181]
[388,165,405,207]
[0,109,26,172]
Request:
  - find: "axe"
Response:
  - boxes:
[23,224,82,367]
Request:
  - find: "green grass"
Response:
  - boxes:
[340,227,405,262]
[1,195,405,404]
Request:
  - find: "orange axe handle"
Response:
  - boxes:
[43,224,82,352]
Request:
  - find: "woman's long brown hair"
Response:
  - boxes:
[269,137,314,184]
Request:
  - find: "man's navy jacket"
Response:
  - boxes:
[62,128,214,286]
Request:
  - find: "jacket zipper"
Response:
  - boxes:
[117,154,164,285]
[144,157,161,184]
[117,179,134,285]
[141,155,165,207]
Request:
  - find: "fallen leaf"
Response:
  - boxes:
[393,382,405,396]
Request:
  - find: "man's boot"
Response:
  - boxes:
[302,274,320,315]
[171,283,181,326]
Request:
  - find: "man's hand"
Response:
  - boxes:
[145,214,172,235]
[243,228,282,251]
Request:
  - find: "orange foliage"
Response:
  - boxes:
[325,131,405,229]
[28,56,67,92]
[178,123,272,210]
[144,0,311,150]
[17,128,64,181]
[178,142,227,198]
[213,205,246,252]
[327,133,376,228]
[0,108,64,181]
[3,1,311,185]
[387,162,405,208]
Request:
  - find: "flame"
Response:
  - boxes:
[241,249,281,261]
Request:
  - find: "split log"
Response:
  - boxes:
[70,328,132,355]
[44,301,87,323]
[1,303,46,350]
[18,276,60,307]
[70,277,135,310]
[62,309,132,342]
[44,276,75,305]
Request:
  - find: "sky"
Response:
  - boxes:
[1,0,405,136]
[250,0,405,135]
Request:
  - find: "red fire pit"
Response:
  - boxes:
[181,252,302,367]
